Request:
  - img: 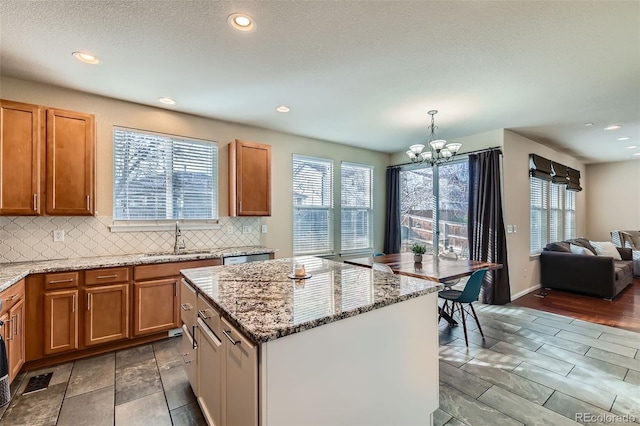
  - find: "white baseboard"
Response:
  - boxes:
[511,284,541,301]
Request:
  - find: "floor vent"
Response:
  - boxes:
[22,373,53,395]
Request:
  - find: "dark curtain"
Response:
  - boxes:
[383,167,401,254]
[468,150,511,304]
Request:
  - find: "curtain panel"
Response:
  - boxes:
[468,150,511,305]
[383,167,401,254]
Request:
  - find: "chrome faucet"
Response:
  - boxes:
[174,221,186,255]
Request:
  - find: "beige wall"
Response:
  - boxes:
[586,160,640,240]
[1,77,389,259]
[502,130,586,298]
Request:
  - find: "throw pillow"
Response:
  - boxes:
[590,241,622,260]
[570,244,594,256]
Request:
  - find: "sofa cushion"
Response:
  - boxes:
[591,241,622,260]
[566,238,597,255]
[570,244,594,256]
[614,260,633,281]
[545,241,571,252]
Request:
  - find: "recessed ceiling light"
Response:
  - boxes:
[617,136,631,141]
[158,97,176,105]
[72,51,100,64]
[633,152,640,156]
[626,146,638,149]
[228,13,256,32]
[584,122,593,127]
[604,124,621,131]
[276,106,290,113]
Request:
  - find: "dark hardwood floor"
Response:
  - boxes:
[512,278,640,333]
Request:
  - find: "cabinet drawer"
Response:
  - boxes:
[85,267,129,285]
[181,279,197,330]
[0,279,25,315]
[134,259,221,281]
[196,294,220,337]
[44,271,79,290]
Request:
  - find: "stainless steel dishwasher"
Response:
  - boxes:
[222,253,271,265]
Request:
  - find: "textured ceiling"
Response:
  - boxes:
[1,0,639,163]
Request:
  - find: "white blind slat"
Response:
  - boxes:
[341,162,373,252]
[113,127,218,221]
[293,155,334,255]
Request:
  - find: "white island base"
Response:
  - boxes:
[260,292,439,426]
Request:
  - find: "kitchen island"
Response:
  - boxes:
[181,256,443,426]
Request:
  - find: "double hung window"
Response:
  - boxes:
[341,162,373,253]
[530,177,576,254]
[292,155,334,255]
[113,127,218,221]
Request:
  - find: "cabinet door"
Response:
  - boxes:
[0,100,43,215]
[181,324,198,396]
[45,108,95,215]
[197,318,222,426]
[221,316,258,426]
[84,284,129,346]
[8,299,25,382]
[44,290,79,355]
[133,278,179,336]
[229,140,271,216]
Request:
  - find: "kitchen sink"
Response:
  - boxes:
[139,250,212,257]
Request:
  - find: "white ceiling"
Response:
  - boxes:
[1,1,639,164]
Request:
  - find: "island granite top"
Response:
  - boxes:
[0,246,276,292]
[181,256,443,344]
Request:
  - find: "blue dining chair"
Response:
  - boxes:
[438,269,487,346]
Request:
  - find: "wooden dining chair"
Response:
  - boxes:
[372,262,394,273]
[437,269,487,346]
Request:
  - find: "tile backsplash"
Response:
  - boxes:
[0,215,260,263]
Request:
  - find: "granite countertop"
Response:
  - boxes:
[0,246,277,292]
[181,256,443,344]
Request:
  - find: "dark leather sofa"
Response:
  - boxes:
[540,238,634,299]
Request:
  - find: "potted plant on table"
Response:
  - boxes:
[411,243,426,263]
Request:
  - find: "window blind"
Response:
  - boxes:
[293,155,334,255]
[341,162,373,252]
[530,176,576,254]
[113,127,218,221]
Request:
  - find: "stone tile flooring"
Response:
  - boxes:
[0,302,638,425]
[0,338,206,426]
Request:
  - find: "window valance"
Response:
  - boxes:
[529,154,582,192]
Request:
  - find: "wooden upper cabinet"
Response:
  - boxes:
[229,139,271,216]
[46,108,95,216]
[0,100,44,215]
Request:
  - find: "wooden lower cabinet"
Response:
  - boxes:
[84,284,129,346]
[44,289,79,355]
[133,278,179,336]
[1,280,26,383]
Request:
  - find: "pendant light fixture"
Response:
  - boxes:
[406,110,462,166]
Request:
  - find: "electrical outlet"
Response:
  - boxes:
[243,225,252,234]
[261,225,268,234]
[227,226,234,234]
[53,229,65,242]
[513,225,517,233]
[506,225,513,234]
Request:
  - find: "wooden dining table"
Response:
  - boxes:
[344,253,502,325]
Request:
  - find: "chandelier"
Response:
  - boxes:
[406,110,462,166]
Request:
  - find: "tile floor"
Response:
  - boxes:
[0,338,206,425]
[0,303,639,425]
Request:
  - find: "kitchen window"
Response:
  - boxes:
[293,155,334,255]
[113,127,218,221]
[530,177,576,254]
[341,162,373,253]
